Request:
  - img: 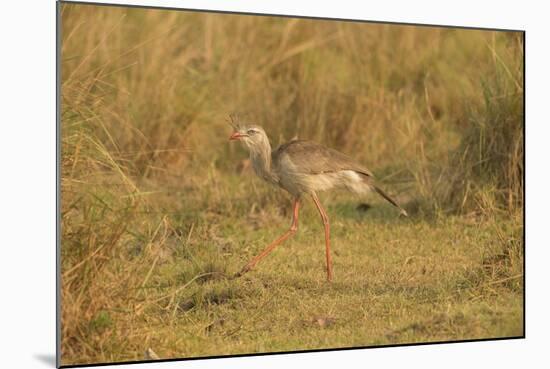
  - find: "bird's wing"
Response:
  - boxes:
[273,140,374,177]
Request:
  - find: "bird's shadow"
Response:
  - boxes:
[330,202,407,223]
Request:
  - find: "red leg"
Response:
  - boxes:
[236,198,300,277]
[311,193,332,282]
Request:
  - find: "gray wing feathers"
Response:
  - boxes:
[273,140,374,177]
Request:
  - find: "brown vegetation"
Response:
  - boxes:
[60,3,523,365]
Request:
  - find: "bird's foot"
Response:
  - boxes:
[234,264,254,278]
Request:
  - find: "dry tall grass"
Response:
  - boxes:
[60,3,523,365]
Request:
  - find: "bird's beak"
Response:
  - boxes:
[229,132,244,140]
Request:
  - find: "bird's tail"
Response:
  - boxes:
[372,185,408,217]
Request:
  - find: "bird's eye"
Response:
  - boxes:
[247,129,257,135]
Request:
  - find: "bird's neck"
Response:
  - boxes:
[249,140,277,183]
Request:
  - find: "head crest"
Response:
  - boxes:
[228,113,253,132]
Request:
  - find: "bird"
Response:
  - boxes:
[229,121,407,282]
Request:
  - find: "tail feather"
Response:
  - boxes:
[372,185,408,217]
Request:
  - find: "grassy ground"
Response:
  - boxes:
[61,178,523,365]
[59,3,523,366]
[61,174,523,365]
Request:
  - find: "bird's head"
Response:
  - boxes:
[229,124,270,151]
